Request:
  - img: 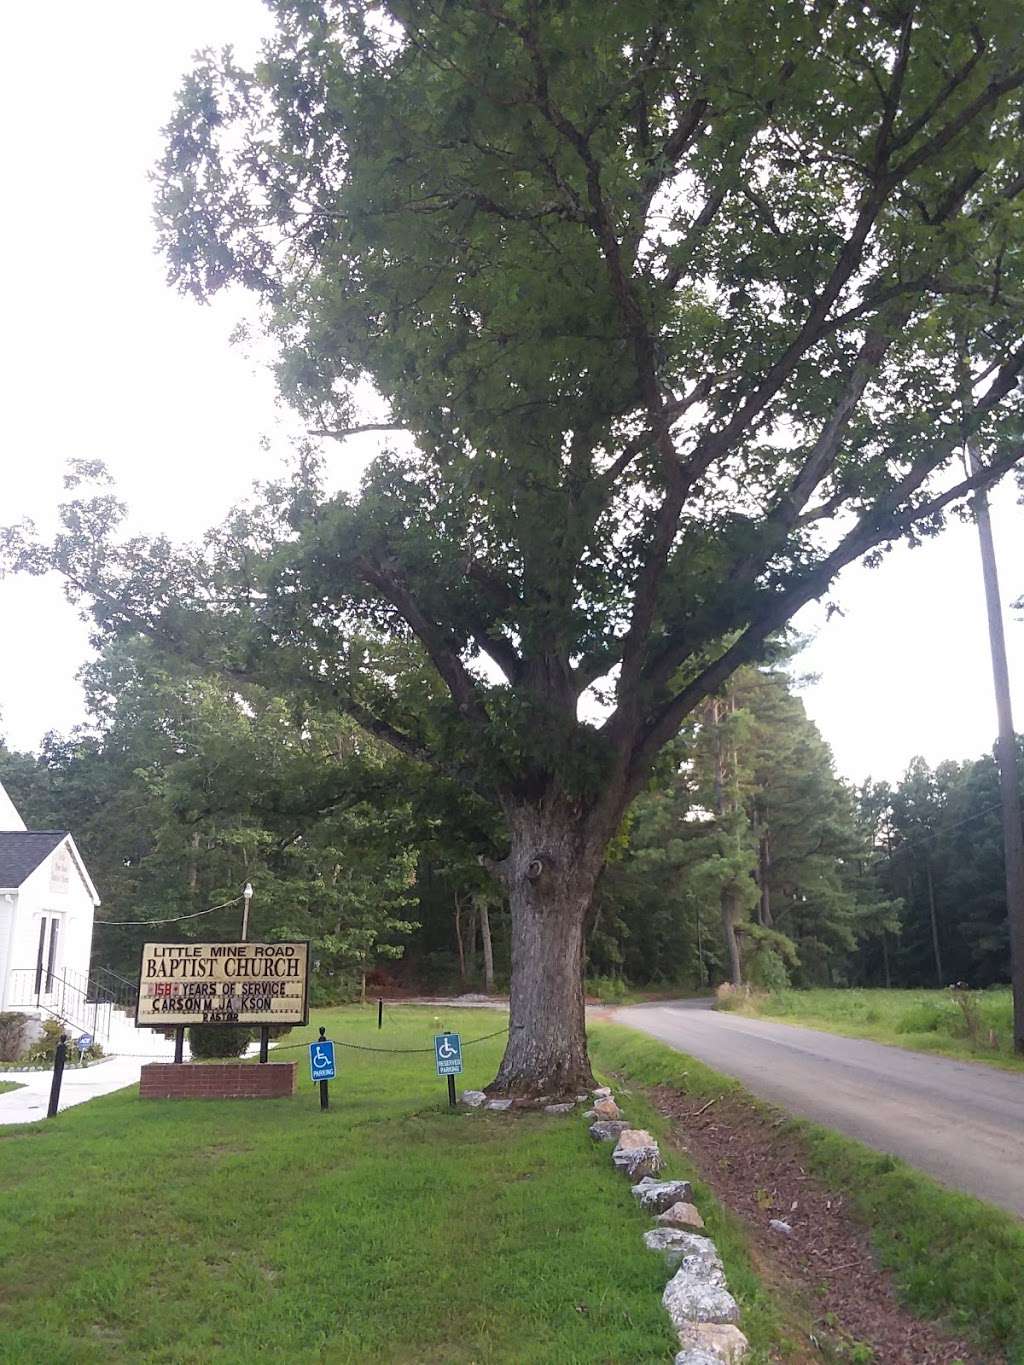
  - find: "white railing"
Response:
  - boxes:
[5,967,115,1042]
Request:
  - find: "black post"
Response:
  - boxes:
[318,1025,329,1110]
[173,1025,185,1064]
[378,997,383,1030]
[47,1034,67,1118]
[447,1074,456,1108]
[259,1025,269,1063]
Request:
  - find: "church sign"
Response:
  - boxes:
[136,941,310,1028]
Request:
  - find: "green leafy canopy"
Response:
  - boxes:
[8,1,1024,838]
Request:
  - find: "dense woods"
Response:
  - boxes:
[4,647,1018,999]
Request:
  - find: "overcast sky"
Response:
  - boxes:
[1,2,1022,787]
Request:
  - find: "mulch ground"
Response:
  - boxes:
[647,1085,992,1365]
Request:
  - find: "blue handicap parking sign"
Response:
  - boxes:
[309,1039,336,1082]
[434,1032,463,1076]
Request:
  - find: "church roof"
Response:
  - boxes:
[0,831,69,889]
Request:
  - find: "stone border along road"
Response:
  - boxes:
[459,1084,751,1363]
[614,997,1024,1216]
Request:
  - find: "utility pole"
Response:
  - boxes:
[241,882,253,942]
[966,435,1024,1052]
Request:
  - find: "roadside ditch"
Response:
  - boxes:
[590,1021,1019,1365]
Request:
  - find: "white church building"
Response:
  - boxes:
[0,781,101,1029]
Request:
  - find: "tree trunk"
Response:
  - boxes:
[188,830,200,896]
[487,802,600,1098]
[721,886,743,986]
[758,827,773,927]
[967,436,1024,1052]
[467,900,478,982]
[453,891,466,982]
[478,897,495,993]
[881,931,891,989]
[708,691,745,984]
[926,858,943,987]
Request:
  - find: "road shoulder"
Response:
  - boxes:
[591,1019,1023,1364]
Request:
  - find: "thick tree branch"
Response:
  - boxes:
[356,555,488,721]
[312,422,408,440]
[639,330,1024,702]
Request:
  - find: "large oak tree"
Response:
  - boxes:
[15,1,1024,1093]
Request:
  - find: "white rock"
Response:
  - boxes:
[592,1096,621,1120]
[543,1102,575,1115]
[768,1219,792,1237]
[632,1176,693,1212]
[657,1201,708,1235]
[612,1128,662,1178]
[459,1090,487,1108]
[673,1349,721,1365]
[485,1098,513,1111]
[589,1120,632,1142]
[591,1085,613,1098]
[676,1323,750,1363]
[644,1228,723,1275]
[663,1264,741,1328]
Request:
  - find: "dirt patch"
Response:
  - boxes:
[649,1085,990,1365]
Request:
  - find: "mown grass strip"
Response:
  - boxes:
[590,1019,1024,1364]
[719,986,1024,1072]
[0,1005,794,1364]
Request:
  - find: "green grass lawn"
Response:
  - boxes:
[719,985,1024,1069]
[0,1006,789,1365]
[0,1081,23,1095]
[591,1020,1024,1364]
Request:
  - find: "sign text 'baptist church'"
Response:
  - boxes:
[136,941,310,1027]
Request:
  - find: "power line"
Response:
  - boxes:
[882,798,1006,851]
[95,895,243,928]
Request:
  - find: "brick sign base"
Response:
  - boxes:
[140,1061,297,1100]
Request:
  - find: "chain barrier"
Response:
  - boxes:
[270,1027,509,1055]
[110,1026,509,1060]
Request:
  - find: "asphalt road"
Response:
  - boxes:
[613,999,1024,1216]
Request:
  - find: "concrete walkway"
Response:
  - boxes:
[0,1054,156,1123]
[0,1037,271,1125]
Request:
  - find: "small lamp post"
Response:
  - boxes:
[241,882,253,942]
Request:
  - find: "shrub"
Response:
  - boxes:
[745,944,791,992]
[0,1012,30,1061]
[310,973,362,1006]
[948,984,983,1042]
[187,1025,254,1059]
[585,975,629,1003]
[894,1001,948,1035]
[714,982,766,1012]
[28,1019,67,1063]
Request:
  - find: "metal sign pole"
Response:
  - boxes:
[174,1025,185,1063]
[434,1028,463,1107]
[259,1025,269,1063]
